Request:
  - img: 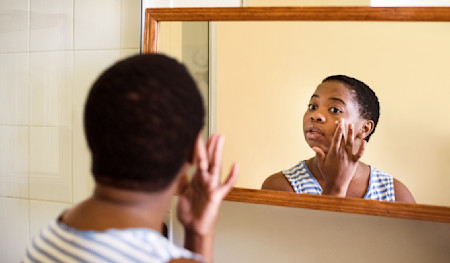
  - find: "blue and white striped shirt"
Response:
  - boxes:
[283,160,395,201]
[23,219,203,263]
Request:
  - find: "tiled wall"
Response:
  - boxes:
[0,0,141,261]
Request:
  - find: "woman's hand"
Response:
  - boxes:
[177,134,239,262]
[312,119,365,197]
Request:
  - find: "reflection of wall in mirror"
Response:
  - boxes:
[158,22,210,137]
[215,21,450,207]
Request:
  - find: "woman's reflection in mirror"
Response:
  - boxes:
[262,75,415,203]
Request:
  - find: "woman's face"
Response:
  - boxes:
[303,80,365,154]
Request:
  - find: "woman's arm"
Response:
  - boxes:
[393,178,416,203]
[261,172,295,192]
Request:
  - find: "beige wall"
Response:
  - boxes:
[213,200,450,263]
[216,21,450,207]
[169,199,450,263]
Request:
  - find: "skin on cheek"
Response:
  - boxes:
[303,82,369,153]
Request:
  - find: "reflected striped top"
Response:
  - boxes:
[282,160,395,201]
[23,219,203,263]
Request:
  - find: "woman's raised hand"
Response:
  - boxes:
[312,119,366,197]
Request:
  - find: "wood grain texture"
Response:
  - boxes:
[226,187,450,223]
[144,6,450,223]
[145,6,450,22]
[143,11,158,53]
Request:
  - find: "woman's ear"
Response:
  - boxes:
[187,133,203,164]
[175,169,189,195]
[357,120,375,140]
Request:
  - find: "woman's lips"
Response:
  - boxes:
[305,127,324,139]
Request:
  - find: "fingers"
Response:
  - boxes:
[217,162,239,200]
[330,120,365,161]
[207,134,220,160]
[331,119,344,153]
[194,136,209,179]
[345,123,354,154]
[194,134,229,187]
[208,135,225,183]
[354,139,366,161]
[312,146,325,161]
[344,122,365,161]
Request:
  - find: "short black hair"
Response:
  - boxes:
[322,75,379,142]
[84,54,205,191]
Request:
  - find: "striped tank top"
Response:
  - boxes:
[23,219,203,263]
[282,160,395,201]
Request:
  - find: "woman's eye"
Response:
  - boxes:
[308,104,317,110]
[329,107,342,114]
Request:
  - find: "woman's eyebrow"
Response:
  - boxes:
[310,94,346,105]
[329,97,346,105]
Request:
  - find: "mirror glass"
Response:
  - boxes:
[157,21,211,137]
[158,20,450,207]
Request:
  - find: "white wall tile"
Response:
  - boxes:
[0,126,29,198]
[74,0,121,50]
[30,0,74,51]
[29,200,70,239]
[0,197,29,263]
[29,126,72,202]
[29,51,73,126]
[120,48,140,59]
[141,0,172,8]
[73,50,121,119]
[0,1,153,261]
[72,108,92,204]
[0,0,29,53]
[0,53,29,125]
[121,0,141,49]
[72,123,93,203]
[72,50,120,203]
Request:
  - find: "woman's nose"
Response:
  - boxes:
[311,113,326,123]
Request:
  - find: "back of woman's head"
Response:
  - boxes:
[84,54,205,191]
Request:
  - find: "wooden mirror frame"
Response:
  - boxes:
[143,6,450,223]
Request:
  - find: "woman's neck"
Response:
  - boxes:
[60,184,174,232]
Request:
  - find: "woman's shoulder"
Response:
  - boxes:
[261,171,295,192]
[392,178,416,204]
[367,163,416,204]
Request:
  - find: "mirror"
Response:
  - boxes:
[144,6,450,222]
[154,21,211,138]
[215,20,450,206]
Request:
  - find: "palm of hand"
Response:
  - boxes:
[177,135,238,236]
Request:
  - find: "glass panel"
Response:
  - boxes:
[214,21,450,207]
[158,22,210,137]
